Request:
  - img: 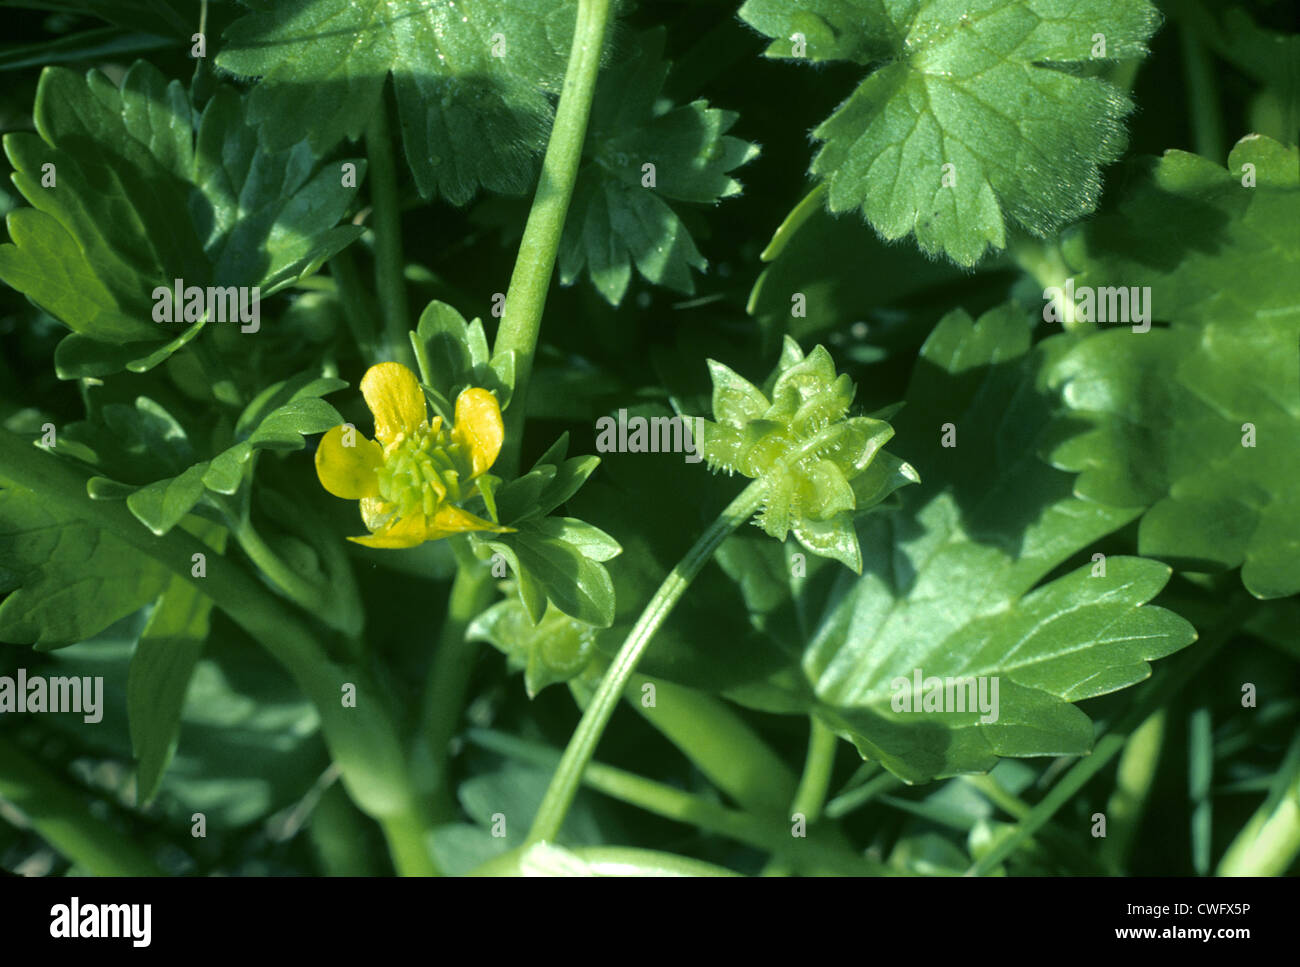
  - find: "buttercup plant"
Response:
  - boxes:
[315,362,511,548]
[0,0,1296,885]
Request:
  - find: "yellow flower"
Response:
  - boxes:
[315,361,512,548]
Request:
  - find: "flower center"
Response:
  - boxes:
[375,422,473,520]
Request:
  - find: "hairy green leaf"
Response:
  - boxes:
[217,0,579,203]
[737,0,1160,265]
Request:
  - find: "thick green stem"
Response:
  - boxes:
[1218,794,1300,877]
[629,672,797,815]
[471,843,741,877]
[762,716,840,875]
[310,781,385,876]
[1179,23,1225,162]
[380,812,438,876]
[1008,234,1089,331]
[562,846,740,876]
[1103,709,1166,874]
[366,99,414,368]
[328,247,376,361]
[491,0,612,476]
[417,543,496,822]
[528,479,768,845]
[0,735,165,876]
[1217,735,1300,877]
[791,717,838,825]
[234,516,341,628]
[0,430,425,839]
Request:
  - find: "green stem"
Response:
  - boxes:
[791,717,838,825]
[0,735,165,876]
[826,771,901,819]
[562,846,741,876]
[1218,794,1300,877]
[491,0,613,477]
[963,775,1103,873]
[310,781,385,876]
[762,716,840,875]
[760,183,827,262]
[965,596,1254,876]
[380,812,438,876]
[1102,709,1165,874]
[329,247,376,361]
[1007,234,1088,331]
[417,542,496,822]
[1217,734,1300,877]
[527,479,768,845]
[1188,702,1214,875]
[234,516,340,627]
[628,672,797,815]
[365,97,413,368]
[471,843,741,877]
[469,729,882,875]
[964,774,1031,821]
[0,429,426,839]
[1179,22,1225,162]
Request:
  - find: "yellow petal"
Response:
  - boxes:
[348,515,430,549]
[347,506,512,549]
[426,503,511,539]
[360,362,426,447]
[315,425,382,499]
[452,387,504,477]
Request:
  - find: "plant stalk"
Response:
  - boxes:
[491,0,612,477]
[527,479,768,845]
[365,95,414,368]
[791,716,838,825]
[469,729,882,875]
[1217,734,1300,876]
[328,247,376,361]
[417,542,496,821]
[1102,709,1165,874]
[628,672,798,815]
[762,715,839,875]
[1179,23,1225,162]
